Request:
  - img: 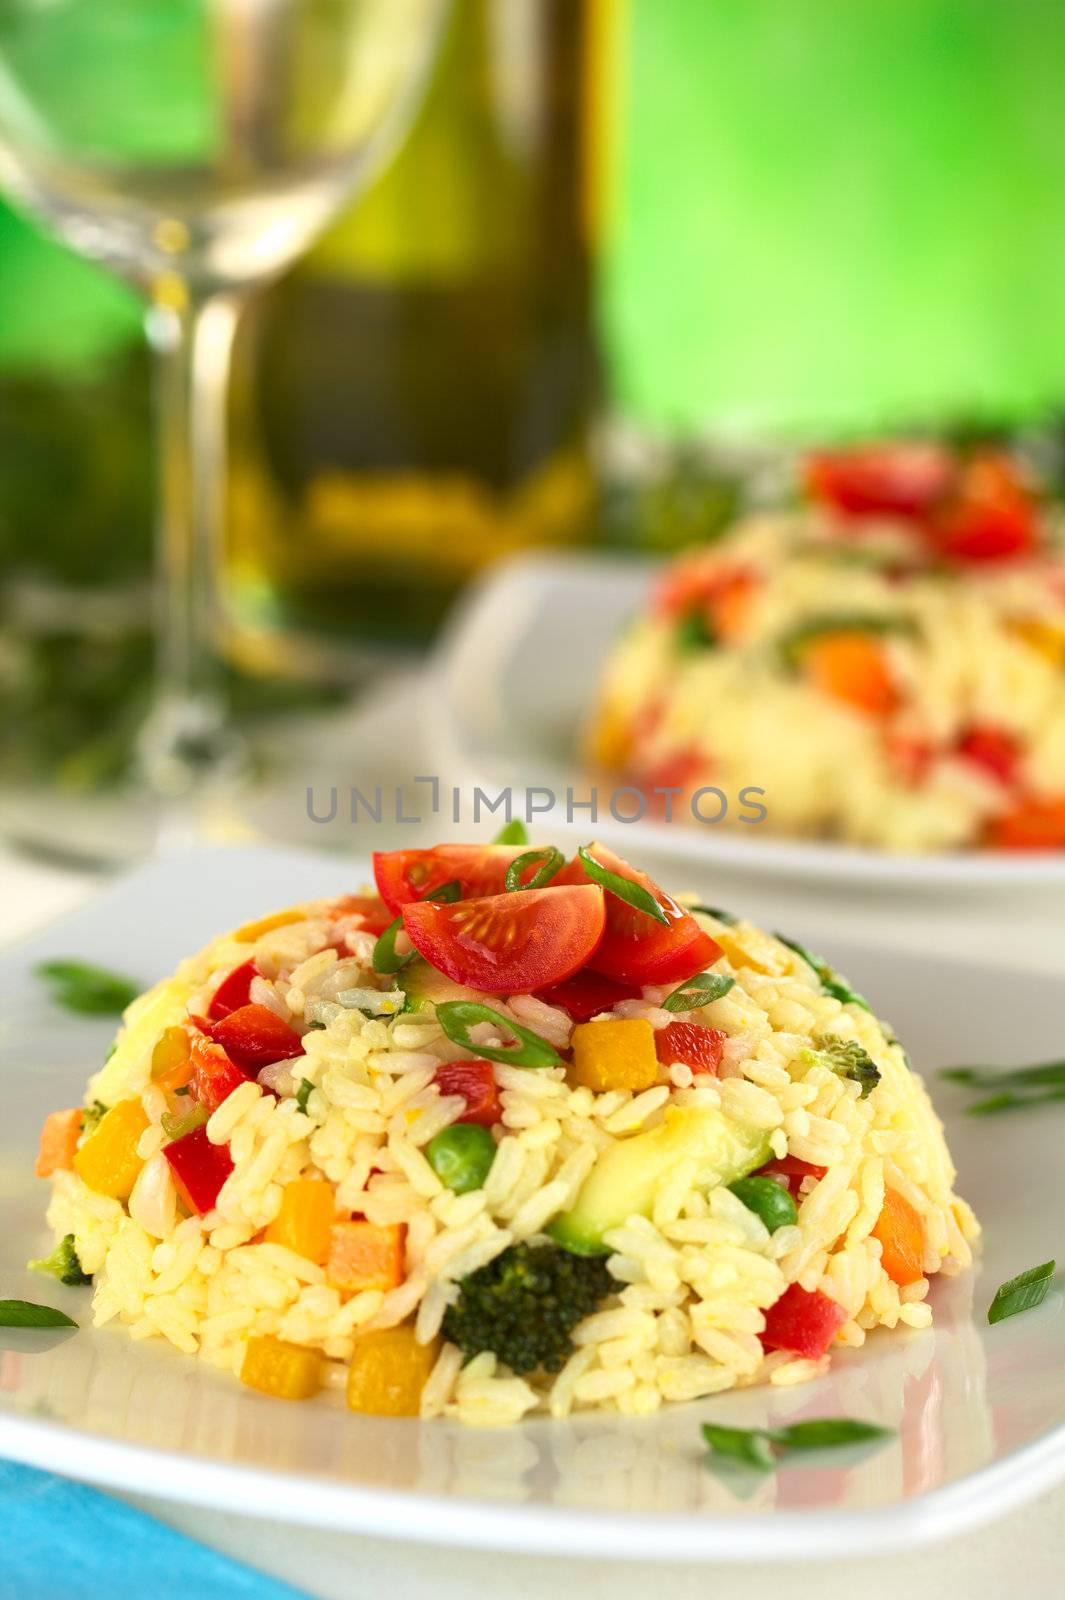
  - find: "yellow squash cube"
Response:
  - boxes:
[264,1179,335,1265]
[346,1327,439,1417]
[240,1335,322,1400]
[570,1018,659,1093]
[73,1099,149,1200]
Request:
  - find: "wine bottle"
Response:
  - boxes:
[226,0,607,666]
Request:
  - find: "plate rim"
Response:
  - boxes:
[4,1405,1065,1561]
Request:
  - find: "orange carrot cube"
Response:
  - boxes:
[35,1108,83,1178]
[326,1220,404,1294]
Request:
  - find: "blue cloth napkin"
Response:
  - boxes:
[0,1460,313,1600]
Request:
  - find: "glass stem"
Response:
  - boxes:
[139,284,242,798]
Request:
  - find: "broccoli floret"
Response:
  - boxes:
[29,1234,91,1287]
[805,1034,881,1099]
[442,1242,614,1375]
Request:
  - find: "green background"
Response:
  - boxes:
[4,0,1065,433]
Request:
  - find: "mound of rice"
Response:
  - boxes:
[38,887,977,1426]
[588,452,1065,852]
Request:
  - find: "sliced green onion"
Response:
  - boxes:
[504,847,565,892]
[577,845,669,926]
[0,1299,77,1329]
[435,1001,564,1070]
[161,1103,209,1142]
[295,1078,314,1115]
[35,959,141,1016]
[728,1175,798,1233]
[777,612,917,668]
[988,1260,1055,1325]
[776,934,870,1011]
[373,879,462,975]
[662,972,735,1012]
[492,820,529,845]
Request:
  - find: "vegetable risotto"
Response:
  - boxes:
[34,841,977,1425]
[588,441,1065,852]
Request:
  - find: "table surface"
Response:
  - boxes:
[4,816,1064,1599]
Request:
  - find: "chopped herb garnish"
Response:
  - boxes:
[577,846,669,926]
[28,1235,91,1287]
[0,1299,77,1329]
[35,959,140,1016]
[435,1001,563,1070]
[504,847,565,892]
[492,820,529,845]
[702,1416,893,1472]
[295,1078,314,1114]
[805,1034,881,1099]
[988,1261,1055,1325]
[663,972,735,1012]
[675,609,717,653]
[777,934,870,1011]
[81,1100,108,1135]
[373,879,462,975]
[942,1059,1065,1115]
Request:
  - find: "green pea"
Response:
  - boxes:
[729,1175,798,1234]
[426,1123,497,1195]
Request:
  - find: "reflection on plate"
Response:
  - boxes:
[3,847,1065,1557]
[429,554,1065,889]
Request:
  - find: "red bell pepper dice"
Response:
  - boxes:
[208,960,258,1021]
[757,1156,827,1200]
[653,1021,726,1075]
[432,1060,502,1128]
[535,971,643,1023]
[164,1125,234,1215]
[210,1004,305,1072]
[188,1034,249,1113]
[760,1284,847,1360]
[956,725,1019,787]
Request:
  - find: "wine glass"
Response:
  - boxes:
[0,0,444,821]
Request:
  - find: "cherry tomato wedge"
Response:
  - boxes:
[432,1059,502,1127]
[556,843,719,985]
[210,1004,305,1072]
[985,794,1065,851]
[804,442,954,520]
[928,452,1036,563]
[402,885,605,994]
[535,970,643,1022]
[653,1021,726,1075]
[373,845,527,916]
[188,1033,249,1112]
[164,1124,234,1215]
[956,725,1019,787]
[208,959,258,1021]
[760,1283,847,1359]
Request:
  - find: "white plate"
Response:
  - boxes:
[428,553,1065,889]
[3,846,1065,1557]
